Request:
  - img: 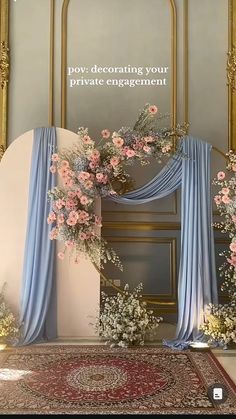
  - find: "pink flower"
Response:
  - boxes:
[227,254,236,267]
[113,137,124,147]
[162,145,172,153]
[230,242,236,252]
[110,156,120,167]
[217,171,225,180]
[82,135,94,144]
[101,174,108,184]
[232,215,236,223]
[47,211,56,224]
[67,210,79,225]
[50,165,57,174]
[58,167,69,177]
[65,199,76,210]
[126,149,135,158]
[101,129,110,139]
[78,171,90,181]
[58,252,65,260]
[76,188,82,198]
[143,145,151,153]
[57,214,65,224]
[84,180,93,189]
[91,150,100,159]
[65,240,74,248]
[55,199,65,209]
[77,210,90,224]
[222,195,232,204]
[51,153,59,162]
[95,215,102,226]
[221,187,230,195]
[80,195,89,205]
[148,105,158,114]
[79,232,87,240]
[96,172,104,182]
[214,195,222,205]
[89,161,98,170]
[232,164,236,172]
[61,160,70,168]
[49,227,58,240]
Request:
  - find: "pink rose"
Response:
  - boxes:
[47,211,56,224]
[50,165,57,174]
[217,171,225,180]
[58,252,65,260]
[78,171,90,181]
[101,129,110,139]
[143,145,151,153]
[49,227,58,240]
[229,242,236,252]
[79,232,87,240]
[232,215,236,223]
[148,105,158,114]
[232,164,236,172]
[126,149,135,158]
[96,173,104,182]
[110,156,120,167]
[113,137,124,147]
[214,195,222,205]
[222,195,232,204]
[80,195,89,205]
[221,187,230,195]
[51,153,59,162]
[82,135,94,145]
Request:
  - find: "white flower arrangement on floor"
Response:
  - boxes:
[95,283,163,347]
[0,287,19,344]
[201,304,236,348]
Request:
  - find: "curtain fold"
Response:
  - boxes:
[19,127,57,345]
[109,136,218,348]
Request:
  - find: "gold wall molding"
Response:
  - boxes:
[49,0,55,126]
[0,0,9,160]
[228,0,236,150]
[102,236,177,310]
[102,221,181,231]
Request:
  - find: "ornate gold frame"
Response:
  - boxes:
[0,0,9,159]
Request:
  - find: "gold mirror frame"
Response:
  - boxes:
[0,0,235,157]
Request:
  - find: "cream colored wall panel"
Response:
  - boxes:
[8,0,50,143]
[188,0,228,149]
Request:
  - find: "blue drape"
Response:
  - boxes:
[110,136,218,348]
[19,127,57,345]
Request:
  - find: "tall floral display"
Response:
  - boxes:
[201,151,236,347]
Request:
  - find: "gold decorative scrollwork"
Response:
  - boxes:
[0,144,5,160]
[227,46,236,93]
[0,41,9,89]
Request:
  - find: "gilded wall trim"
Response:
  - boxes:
[0,0,9,160]
[228,0,236,150]
[102,236,177,308]
[49,0,55,126]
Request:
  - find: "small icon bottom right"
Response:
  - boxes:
[207,383,228,405]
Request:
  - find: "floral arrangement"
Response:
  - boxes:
[201,304,236,348]
[201,151,236,347]
[48,104,186,268]
[213,150,236,302]
[95,283,163,347]
[0,287,19,344]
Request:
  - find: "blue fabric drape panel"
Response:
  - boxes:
[109,136,218,348]
[20,127,57,345]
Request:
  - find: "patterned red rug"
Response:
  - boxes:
[0,345,235,414]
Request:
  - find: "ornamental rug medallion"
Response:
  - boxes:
[0,346,235,414]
